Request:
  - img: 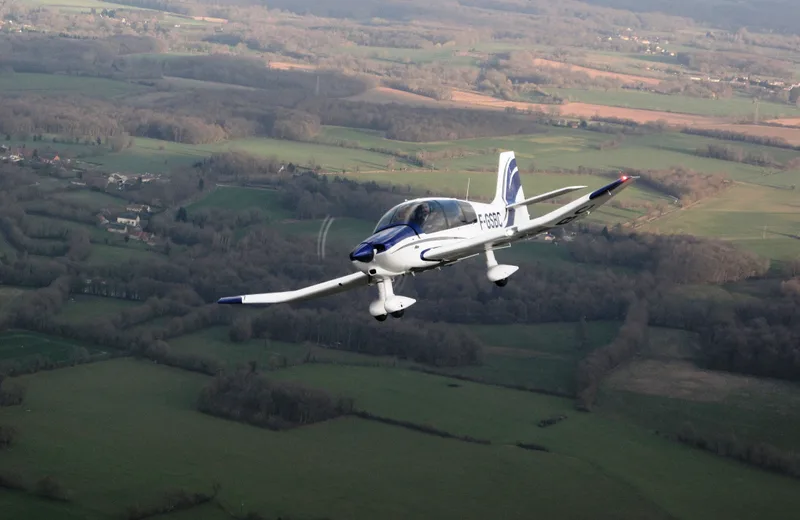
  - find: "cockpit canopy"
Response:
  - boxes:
[374,199,478,234]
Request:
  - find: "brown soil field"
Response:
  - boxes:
[531,58,663,87]
[448,89,725,126]
[191,16,228,23]
[267,61,316,71]
[347,86,800,144]
[345,86,445,107]
[764,117,800,127]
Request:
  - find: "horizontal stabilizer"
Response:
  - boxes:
[217,271,370,305]
[506,186,587,209]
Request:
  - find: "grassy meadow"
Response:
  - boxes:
[187,186,292,219]
[0,358,676,520]
[641,183,800,260]
[0,73,147,99]
[0,330,102,364]
[268,363,800,520]
[600,323,800,452]
[443,321,621,394]
[87,136,410,174]
[168,326,411,369]
[55,295,139,325]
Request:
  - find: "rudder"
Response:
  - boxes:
[492,151,529,226]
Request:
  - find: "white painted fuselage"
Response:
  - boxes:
[349,198,504,279]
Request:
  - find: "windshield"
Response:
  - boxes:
[375,199,476,234]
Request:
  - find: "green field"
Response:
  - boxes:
[53,189,128,210]
[56,295,139,325]
[187,186,292,219]
[0,73,146,99]
[88,136,409,174]
[0,491,94,520]
[0,330,101,364]
[265,363,800,520]
[86,243,164,265]
[544,88,800,119]
[641,183,800,260]
[0,359,679,520]
[435,321,621,393]
[325,124,800,188]
[599,323,800,452]
[169,326,412,369]
[188,186,380,247]
[23,0,214,26]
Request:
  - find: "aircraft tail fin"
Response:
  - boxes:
[493,151,529,226]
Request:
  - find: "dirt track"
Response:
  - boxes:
[267,61,316,71]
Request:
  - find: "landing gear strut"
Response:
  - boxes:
[369,277,416,322]
[485,249,518,287]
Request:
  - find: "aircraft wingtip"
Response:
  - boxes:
[217,296,243,304]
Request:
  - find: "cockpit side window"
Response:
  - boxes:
[419,201,448,233]
[457,201,478,224]
[440,199,467,228]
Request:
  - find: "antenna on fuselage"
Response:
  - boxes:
[465,178,471,201]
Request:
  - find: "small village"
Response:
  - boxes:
[1,143,161,247]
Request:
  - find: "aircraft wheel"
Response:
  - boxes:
[494,278,508,287]
[391,310,404,318]
[374,314,388,322]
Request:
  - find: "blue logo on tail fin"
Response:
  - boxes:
[504,158,521,226]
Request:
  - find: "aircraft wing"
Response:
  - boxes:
[422,176,636,262]
[217,271,371,305]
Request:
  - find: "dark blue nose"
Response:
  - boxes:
[349,243,374,263]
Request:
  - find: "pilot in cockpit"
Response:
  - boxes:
[410,203,430,228]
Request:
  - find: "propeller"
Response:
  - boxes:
[315,214,408,292]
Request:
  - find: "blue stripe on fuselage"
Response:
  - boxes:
[350,224,418,261]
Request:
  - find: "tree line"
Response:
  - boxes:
[681,127,800,151]
[667,423,800,480]
[567,227,770,285]
[575,301,649,410]
[197,366,355,430]
[696,143,786,169]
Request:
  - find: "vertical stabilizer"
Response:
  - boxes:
[492,151,529,226]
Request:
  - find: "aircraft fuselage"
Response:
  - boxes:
[348,197,500,278]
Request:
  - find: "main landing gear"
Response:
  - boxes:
[485,249,517,287]
[369,278,415,321]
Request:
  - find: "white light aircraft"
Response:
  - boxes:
[218,151,637,320]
